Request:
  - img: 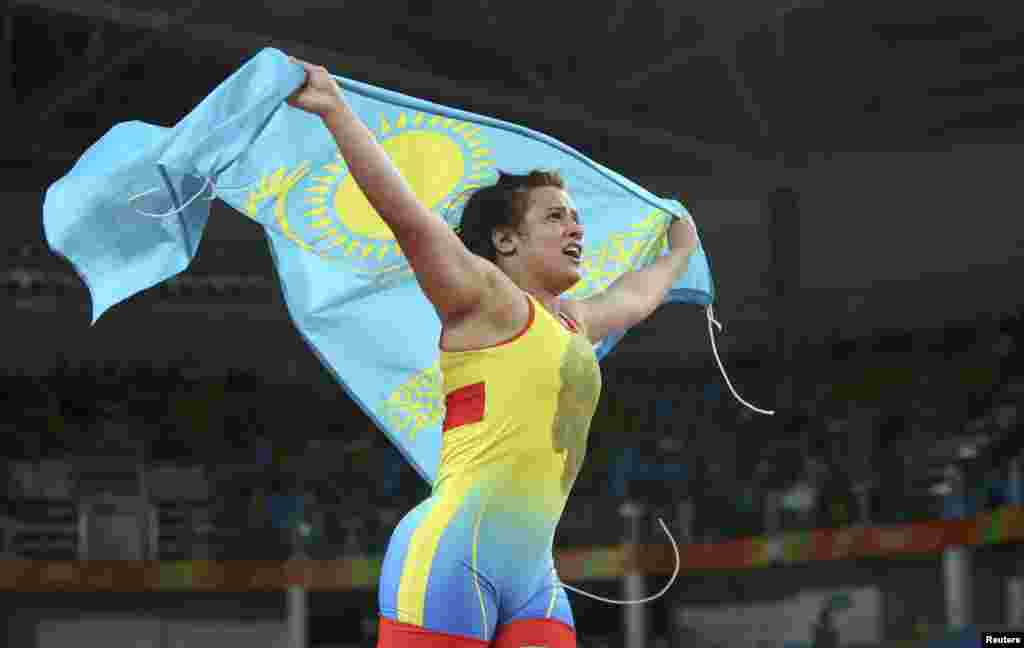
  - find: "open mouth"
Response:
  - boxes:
[563,244,582,262]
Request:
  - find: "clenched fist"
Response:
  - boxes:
[286,57,345,118]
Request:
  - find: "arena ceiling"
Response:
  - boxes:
[6,0,1024,184]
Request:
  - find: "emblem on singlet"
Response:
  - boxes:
[551,332,602,493]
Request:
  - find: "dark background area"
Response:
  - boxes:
[2,2,1023,646]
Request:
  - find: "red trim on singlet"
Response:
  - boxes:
[557,309,579,333]
[442,381,485,432]
[376,617,488,648]
[492,617,577,648]
[438,294,535,352]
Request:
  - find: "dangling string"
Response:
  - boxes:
[555,517,681,605]
[208,178,261,196]
[558,305,773,607]
[127,177,214,219]
[127,176,260,219]
[706,304,775,415]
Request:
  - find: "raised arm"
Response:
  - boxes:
[572,215,698,343]
[286,57,493,322]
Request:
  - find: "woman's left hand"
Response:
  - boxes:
[668,215,698,252]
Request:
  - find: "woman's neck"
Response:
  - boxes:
[525,288,560,318]
[500,262,562,317]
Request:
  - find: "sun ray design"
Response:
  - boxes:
[243,163,311,218]
[377,362,444,442]
[247,111,495,280]
[311,229,338,244]
[318,234,349,254]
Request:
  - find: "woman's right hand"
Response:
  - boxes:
[286,57,345,118]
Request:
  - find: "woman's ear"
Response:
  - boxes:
[492,226,518,257]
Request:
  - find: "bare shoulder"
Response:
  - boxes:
[439,257,530,350]
[473,255,524,322]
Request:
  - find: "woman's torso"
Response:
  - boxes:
[379,289,602,625]
[433,290,602,555]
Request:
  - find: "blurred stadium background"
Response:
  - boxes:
[3,1,1023,646]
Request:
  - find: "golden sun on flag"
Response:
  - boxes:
[285,111,497,273]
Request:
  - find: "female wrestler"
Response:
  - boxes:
[286,57,698,648]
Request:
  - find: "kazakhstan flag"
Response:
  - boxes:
[43,48,715,483]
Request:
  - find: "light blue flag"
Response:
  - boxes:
[44,48,716,484]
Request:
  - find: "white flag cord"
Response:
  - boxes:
[560,304,774,606]
[555,517,680,606]
[126,177,257,219]
[706,304,776,416]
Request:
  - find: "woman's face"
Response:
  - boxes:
[513,186,585,292]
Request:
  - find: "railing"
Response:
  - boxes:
[1,450,1020,561]
[0,497,80,559]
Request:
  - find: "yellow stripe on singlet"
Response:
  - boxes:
[396,482,471,626]
[471,500,489,632]
[545,571,558,618]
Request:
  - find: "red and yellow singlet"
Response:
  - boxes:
[378,292,602,645]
